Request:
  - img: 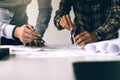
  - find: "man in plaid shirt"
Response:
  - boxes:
[54,0,120,47]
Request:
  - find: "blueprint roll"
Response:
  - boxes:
[85,43,97,53]
[106,44,120,54]
[98,42,108,53]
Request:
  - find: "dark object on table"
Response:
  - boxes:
[73,61,120,80]
[70,30,75,44]
[0,48,9,59]
[25,37,46,47]
[1,37,23,45]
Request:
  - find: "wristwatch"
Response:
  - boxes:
[95,31,102,41]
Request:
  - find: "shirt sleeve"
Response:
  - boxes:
[35,0,52,37]
[95,0,120,40]
[54,0,72,30]
[0,8,16,39]
[0,22,16,39]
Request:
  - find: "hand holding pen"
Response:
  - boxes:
[25,24,46,47]
[25,35,46,47]
[59,14,75,48]
[60,15,74,30]
[14,24,45,47]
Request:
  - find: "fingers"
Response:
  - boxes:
[66,15,74,30]
[74,31,96,47]
[25,39,45,47]
[15,24,41,44]
[60,15,74,30]
[24,25,40,37]
[26,24,35,31]
[25,24,41,38]
[22,25,39,42]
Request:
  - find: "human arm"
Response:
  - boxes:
[14,24,40,44]
[0,8,40,45]
[0,21,40,45]
[59,15,74,30]
[74,0,120,47]
[14,24,46,47]
[54,0,72,30]
[0,21,16,39]
[35,0,52,37]
[74,31,98,48]
[0,8,16,39]
[94,0,120,41]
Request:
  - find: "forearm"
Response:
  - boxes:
[95,2,120,40]
[54,0,72,30]
[36,0,52,37]
[35,10,52,37]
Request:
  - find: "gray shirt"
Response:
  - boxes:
[0,0,52,40]
[0,0,31,7]
[0,0,31,39]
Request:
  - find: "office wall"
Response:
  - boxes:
[27,0,72,45]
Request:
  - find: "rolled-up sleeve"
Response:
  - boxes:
[0,22,16,39]
[0,8,16,39]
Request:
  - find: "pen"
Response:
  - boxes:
[71,30,74,44]
[37,36,45,43]
[68,30,75,49]
[26,25,44,42]
[25,25,46,46]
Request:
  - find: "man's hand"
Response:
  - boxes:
[25,39,45,47]
[60,15,74,30]
[14,24,40,44]
[74,31,98,48]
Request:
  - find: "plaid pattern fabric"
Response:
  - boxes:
[54,0,120,41]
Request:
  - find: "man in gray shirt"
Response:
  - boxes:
[0,0,52,46]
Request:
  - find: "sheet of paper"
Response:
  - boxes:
[15,50,82,58]
[1,45,43,52]
[1,39,119,58]
[13,45,118,58]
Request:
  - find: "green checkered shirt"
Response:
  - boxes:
[54,0,120,41]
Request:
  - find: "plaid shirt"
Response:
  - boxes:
[54,0,120,41]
